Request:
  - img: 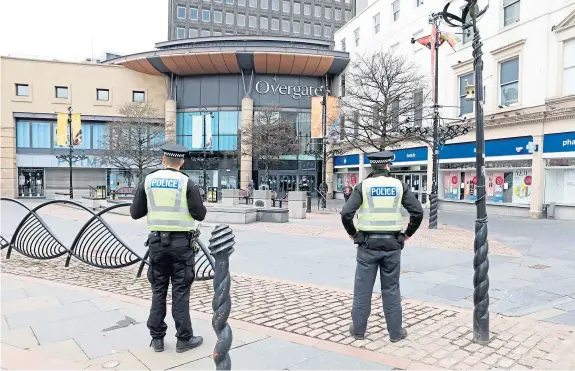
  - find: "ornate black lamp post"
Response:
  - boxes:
[55,106,87,199]
[200,108,216,199]
[442,0,491,344]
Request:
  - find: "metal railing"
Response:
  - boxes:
[314,188,341,212]
[0,198,214,280]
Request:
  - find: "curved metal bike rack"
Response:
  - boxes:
[1,198,214,280]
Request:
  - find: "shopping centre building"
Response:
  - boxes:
[331,0,575,220]
[0,36,349,199]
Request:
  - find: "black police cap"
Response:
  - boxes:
[367,150,395,164]
[161,143,189,159]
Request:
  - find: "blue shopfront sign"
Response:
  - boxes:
[439,136,534,159]
[364,147,428,164]
[543,132,575,153]
[334,154,360,167]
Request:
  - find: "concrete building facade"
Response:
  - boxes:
[332,0,575,220]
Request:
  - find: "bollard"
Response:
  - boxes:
[306,194,312,213]
[208,224,235,370]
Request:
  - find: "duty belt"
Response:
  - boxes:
[366,232,400,239]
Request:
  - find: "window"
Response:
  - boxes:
[315,5,321,17]
[55,86,68,99]
[325,7,331,19]
[238,0,246,5]
[237,14,246,26]
[260,17,268,29]
[249,15,257,27]
[177,27,185,38]
[15,84,29,96]
[340,38,346,51]
[294,3,300,14]
[177,6,186,19]
[500,57,519,105]
[189,28,199,37]
[31,122,52,148]
[293,21,300,33]
[459,72,474,115]
[190,8,198,19]
[414,90,423,126]
[214,11,223,23]
[249,0,256,6]
[392,1,400,21]
[323,26,330,37]
[345,10,351,21]
[16,121,30,148]
[271,18,279,30]
[226,0,234,4]
[304,4,311,15]
[282,20,290,32]
[354,28,360,46]
[341,74,346,97]
[503,0,520,26]
[272,0,279,11]
[226,12,234,24]
[314,24,321,36]
[304,23,311,35]
[202,9,210,21]
[96,89,109,101]
[213,31,222,36]
[335,8,341,20]
[563,39,575,96]
[283,0,290,12]
[133,91,145,103]
[201,30,211,37]
[261,0,268,9]
[373,13,380,34]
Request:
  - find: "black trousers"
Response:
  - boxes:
[146,233,195,340]
[351,236,403,339]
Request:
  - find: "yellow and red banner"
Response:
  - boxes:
[56,113,68,147]
[71,113,82,146]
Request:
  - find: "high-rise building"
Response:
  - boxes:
[168,0,356,41]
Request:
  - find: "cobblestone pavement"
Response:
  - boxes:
[2,254,574,370]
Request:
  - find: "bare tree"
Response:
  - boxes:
[100,103,165,183]
[240,105,299,187]
[340,51,432,152]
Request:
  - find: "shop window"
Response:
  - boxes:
[503,0,520,27]
[16,83,29,97]
[563,39,575,96]
[31,122,52,149]
[16,121,31,148]
[500,57,519,106]
[545,167,575,205]
[459,72,474,115]
[18,168,45,197]
[334,172,358,192]
[92,124,106,149]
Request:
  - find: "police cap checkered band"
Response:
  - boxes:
[161,143,189,158]
[367,150,395,163]
[163,152,185,158]
[370,159,391,164]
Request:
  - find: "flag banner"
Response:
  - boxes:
[71,113,82,146]
[205,114,213,149]
[56,113,68,147]
[191,115,203,149]
[440,31,459,50]
[325,96,341,139]
[311,96,323,138]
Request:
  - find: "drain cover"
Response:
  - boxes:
[102,360,120,368]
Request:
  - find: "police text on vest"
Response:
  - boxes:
[370,186,397,197]
[150,178,180,189]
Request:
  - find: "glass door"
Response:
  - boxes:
[18,168,45,197]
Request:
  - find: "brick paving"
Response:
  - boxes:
[2,252,573,370]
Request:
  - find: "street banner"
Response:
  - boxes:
[71,113,82,146]
[311,96,340,139]
[430,24,437,102]
[205,114,213,148]
[192,115,203,149]
[56,113,68,147]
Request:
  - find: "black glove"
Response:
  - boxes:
[353,231,365,245]
[398,233,406,250]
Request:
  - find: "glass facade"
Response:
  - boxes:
[16,119,107,150]
[545,158,575,205]
[176,111,240,151]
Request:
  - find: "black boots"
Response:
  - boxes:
[150,338,164,352]
[176,336,204,353]
[349,324,365,340]
[390,328,408,343]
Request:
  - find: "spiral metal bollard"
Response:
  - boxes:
[428,191,439,229]
[208,224,235,370]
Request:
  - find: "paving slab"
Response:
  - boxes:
[290,351,393,370]
[553,299,575,312]
[26,339,90,363]
[23,284,98,304]
[1,287,28,300]
[5,300,100,329]
[1,326,39,348]
[545,311,575,326]
[1,295,62,315]
[426,284,474,301]
[81,350,148,370]
[1,343,83,370]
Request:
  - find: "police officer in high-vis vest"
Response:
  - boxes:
[341,151,423,343]
[130,143,207,353]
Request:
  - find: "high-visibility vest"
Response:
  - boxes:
[357,176,403,232]
[144,170,197,232]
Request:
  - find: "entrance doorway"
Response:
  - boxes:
[392,172,428,204]
[18,168,45,197]
[258,171,316,199]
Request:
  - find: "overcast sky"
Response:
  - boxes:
[0,0,167,61]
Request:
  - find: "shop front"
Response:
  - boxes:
[543,131,575,220]
[438,136,535,216]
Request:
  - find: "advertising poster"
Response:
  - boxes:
[443,172,459,200]
[311,96,340,139]
[487,172,505,203]
[463,172,476,201]
[512,170,532,204]
[71,113,82,146]
[56,113,68,147]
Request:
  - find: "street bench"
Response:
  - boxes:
[111,187,136,199]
